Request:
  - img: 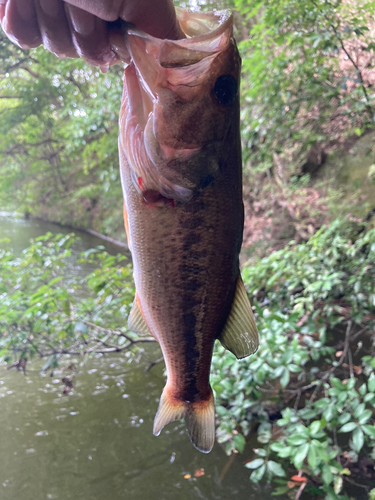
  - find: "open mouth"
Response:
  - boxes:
[119,10,235,204]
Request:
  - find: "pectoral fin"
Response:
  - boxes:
[128,295,156,339]
[219,276,259,359]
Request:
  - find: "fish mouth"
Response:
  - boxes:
[125,9,233,112]
[119,10,236,203]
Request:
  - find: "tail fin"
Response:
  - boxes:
[153,388,215,453]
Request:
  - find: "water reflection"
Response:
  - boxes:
[1,351,264,500]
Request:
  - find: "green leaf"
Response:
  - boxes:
[267,460,286,477]
[271,485,289,496]
[287,435,307,446]
[322,464,333,485]
[364,393,375,403]
[362,425,375,438]
[309,420,321,436]
[339,422,357,433]
[331,378,345,390]
[270,442,292,458]
[351,427,364,453]
[250,464,266,483]
[338,412,351,425]
[345,378,356,390]
[233,433,246,453]
[245,458,264,469]
[293,443,310,469]
[280,367,290,388]
[307,444,317,469]
[254,448,267,457]
[358,409,372,425]
[323,404,336,422]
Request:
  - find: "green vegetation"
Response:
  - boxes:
[1,220,374,498]
[213,219,375,498]
[0,36,124,238]
[237,0,375,174]
[0,233,139,366]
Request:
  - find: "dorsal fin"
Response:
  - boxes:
[128,295,154,338]
[218,276,259,359]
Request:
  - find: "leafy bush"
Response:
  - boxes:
[0,233,138,366]
[212,219,375,499]
[236,0,375,179]
[0,34,124,238]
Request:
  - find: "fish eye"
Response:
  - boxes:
[213,75,238,106]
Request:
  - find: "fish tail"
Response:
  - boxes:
[153,387,185,438]
[153,386,215,454]
[185,391,215,454]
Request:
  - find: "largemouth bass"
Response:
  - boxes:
[119,8,259,453]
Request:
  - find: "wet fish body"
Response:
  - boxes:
[119,9,258,453]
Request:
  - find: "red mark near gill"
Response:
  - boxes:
[142,189,176,208]
[138,177,145,191]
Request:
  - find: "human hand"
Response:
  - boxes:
[0,0,182,68]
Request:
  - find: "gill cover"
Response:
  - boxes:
[119,9,239,203]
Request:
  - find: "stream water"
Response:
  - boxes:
[0,214,269,500]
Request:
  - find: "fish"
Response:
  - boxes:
[118,8,259,454]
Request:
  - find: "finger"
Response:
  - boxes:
[0,1,7,24]
[64,3,117,68]
[34,0,77,58]
[63,0,183,40]
[63,0,125,22]
[119,0,184,40]
[1,0,42,48]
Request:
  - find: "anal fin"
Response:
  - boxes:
[218,275,259,359]
[128,295,156,339]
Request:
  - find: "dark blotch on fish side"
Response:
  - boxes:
[183,218,204,230]
[182,311,200,398]
[185,279,202,292]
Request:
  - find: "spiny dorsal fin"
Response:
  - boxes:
[218,276,259,359]
[128,296,152,337]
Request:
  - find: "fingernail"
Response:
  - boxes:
[39,0,60,18]
[102,50,116,63]
[66,4,94,36]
